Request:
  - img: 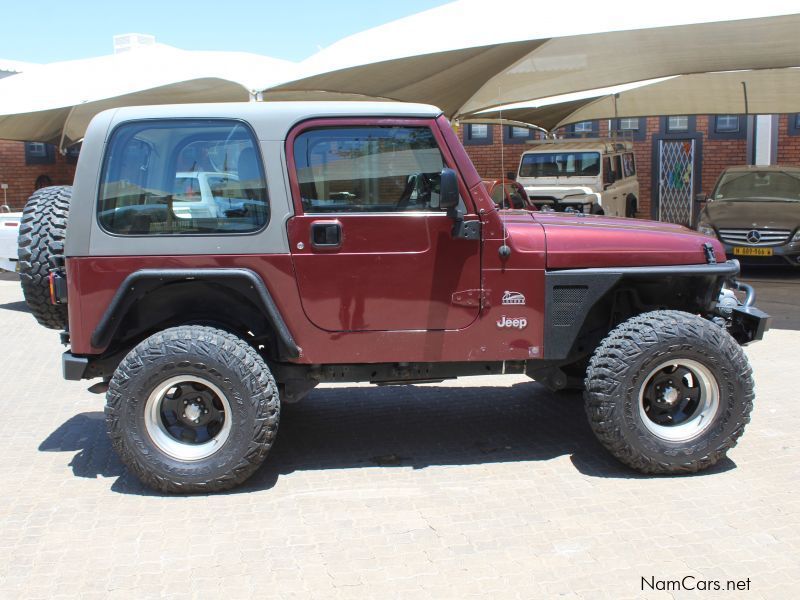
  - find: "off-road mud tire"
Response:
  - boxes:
[584,310,754,474]
[18,186,71,329]
[105,326,280,493]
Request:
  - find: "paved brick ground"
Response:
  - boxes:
[0,276,798,599]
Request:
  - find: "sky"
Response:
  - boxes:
[0,0,451,64]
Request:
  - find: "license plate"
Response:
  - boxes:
[733,247,773,257]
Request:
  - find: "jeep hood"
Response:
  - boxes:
[504,211,724,269]
[700,199,800,230]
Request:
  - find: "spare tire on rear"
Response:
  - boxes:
[18,186,72,329]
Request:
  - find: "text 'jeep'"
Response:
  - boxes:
[18,102,768,492]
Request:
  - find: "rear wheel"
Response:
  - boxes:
[105,326,279,493]
[18,186,71,329]
[584,310,753,474]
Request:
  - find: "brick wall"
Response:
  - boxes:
[456,124,530,181]
[461,115,800,221]
[777,114,800,165]
[694,115,748,199]
[0,140,77,210]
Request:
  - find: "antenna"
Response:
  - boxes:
[498,106,512,259]
[500,107,506,211]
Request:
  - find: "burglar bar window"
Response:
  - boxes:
[715,115,740,133]
[24,141,56,165]
[464,123,493,145]
[27,142,47,157]
[510,126,530,138]
[789,114,800,136]
[504,125,533,144]
[469,124,488,139]
[667,116,689,132]
[619,118,640,131]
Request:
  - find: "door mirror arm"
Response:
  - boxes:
[439,167,479,240]
[448,203,480,240]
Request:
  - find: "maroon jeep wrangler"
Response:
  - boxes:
[18,102,768,493]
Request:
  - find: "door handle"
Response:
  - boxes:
[310,221,342,248]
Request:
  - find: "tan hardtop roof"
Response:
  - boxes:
[522,138,633,153]
[104,101,444,141]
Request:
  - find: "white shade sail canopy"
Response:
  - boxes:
[266,0,800,118]
[471,69,800,130]
[0,45,298,146]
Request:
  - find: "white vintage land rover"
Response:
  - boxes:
[516,138,640,217]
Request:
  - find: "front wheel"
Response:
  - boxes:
[584,310,754,474]
[105,326,279,493]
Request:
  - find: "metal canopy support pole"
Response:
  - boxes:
[742,81,757,166]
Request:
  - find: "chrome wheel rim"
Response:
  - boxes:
[144,375,232,461]
[638,359,719,442]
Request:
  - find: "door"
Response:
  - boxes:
[658,139,695,225]
[286,120,482,332]
[602,154,625,216]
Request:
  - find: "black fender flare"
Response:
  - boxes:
[543,261,740,360]
[90,268,300,360]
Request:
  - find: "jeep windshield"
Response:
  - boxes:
[519,152,600,178]
[714,170,800,201]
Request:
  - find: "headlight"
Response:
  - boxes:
[698,222,716,237]
[792,230,800,243]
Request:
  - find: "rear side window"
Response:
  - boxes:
[98,119,269,235]
[489,185,505,206]
[292,126,448,213]
[613,155,623,180]
[622,152,636,178]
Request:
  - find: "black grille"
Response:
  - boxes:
[552,285,588,326]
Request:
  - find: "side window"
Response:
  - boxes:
[622,152,636,178]
[507,186,526,209]
[489,185,505,206]
[293,126,448,213]
[98,119,269,235]
[603,157,613,185]
[613,156,623,182]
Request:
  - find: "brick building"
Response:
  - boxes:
[0,64,78,211]
[460,114,799,222]
[0,140,78,209]
[0,111,798,216]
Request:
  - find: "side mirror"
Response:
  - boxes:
[439,168,459,210]
[695,193,707,204]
